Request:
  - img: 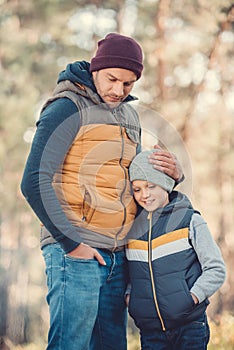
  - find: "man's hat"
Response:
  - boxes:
[90,33,143,79]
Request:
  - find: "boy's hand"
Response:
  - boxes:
[191,293,199,304]
[125,294,130,307]
[148,145,183,182]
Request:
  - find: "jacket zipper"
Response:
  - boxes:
[112,108,127,249]
[148,211,166,331]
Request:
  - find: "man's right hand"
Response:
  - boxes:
[149,145,183,182]
[67,243,106,266]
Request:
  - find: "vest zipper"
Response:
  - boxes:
[147,211,166,331]
[112,108,127,248]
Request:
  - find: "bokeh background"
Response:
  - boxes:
[0,0,234,349]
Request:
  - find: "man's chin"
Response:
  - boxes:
[105,99,122,108]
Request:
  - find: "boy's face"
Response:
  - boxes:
[131,180,169,212]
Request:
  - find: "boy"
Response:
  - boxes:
[126,150,226,350]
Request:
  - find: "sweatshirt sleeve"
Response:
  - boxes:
[21,98,82,253]
[189,213,226,303]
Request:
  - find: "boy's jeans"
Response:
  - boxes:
[140,314,210,350]
[42,243,128,350]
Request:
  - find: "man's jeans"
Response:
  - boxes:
[42,243,128,350]
[140,314,210,350]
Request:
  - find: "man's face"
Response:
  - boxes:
[131,180,169,212]
[92,68,137,105]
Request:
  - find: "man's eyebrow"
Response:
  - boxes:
[106,73,136,83]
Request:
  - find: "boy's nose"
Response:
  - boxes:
[142,189,150,198]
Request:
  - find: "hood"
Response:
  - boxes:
[164,191,193,214]
[58,61,96,91]
[138,191,193,218]
[149,190,196,232]
[127,191,195,241]
[57,60,137,103]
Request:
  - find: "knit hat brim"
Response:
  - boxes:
[90,56,143,79]
[129,150,175,193]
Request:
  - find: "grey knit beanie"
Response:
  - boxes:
[129,150,175,193]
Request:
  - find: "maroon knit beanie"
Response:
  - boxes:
[90,33,143,79]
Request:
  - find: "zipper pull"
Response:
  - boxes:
[147,211,152,220]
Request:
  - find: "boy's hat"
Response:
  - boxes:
[90,33,143,79]
[129,150,175,193]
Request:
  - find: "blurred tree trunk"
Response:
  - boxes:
[180,4,234,142]
[154,0,171,99]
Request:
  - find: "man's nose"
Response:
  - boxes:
[112,82,124,97]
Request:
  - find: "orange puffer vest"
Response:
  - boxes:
[43,81,141,249]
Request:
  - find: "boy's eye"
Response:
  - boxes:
[133,188,140,193]
[148,184,156,189]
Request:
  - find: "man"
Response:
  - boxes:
[21,33,182,350]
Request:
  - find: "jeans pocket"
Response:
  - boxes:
[43,252,52,290]
[181,315,210,348]
[65,254,96,263]
[190,314,208,327]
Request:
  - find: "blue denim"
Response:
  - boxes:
[140,314,210,350]
[42,243,128,350]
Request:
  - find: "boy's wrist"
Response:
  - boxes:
[190,292,199,304]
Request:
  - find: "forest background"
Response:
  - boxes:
[0,0,234,349]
